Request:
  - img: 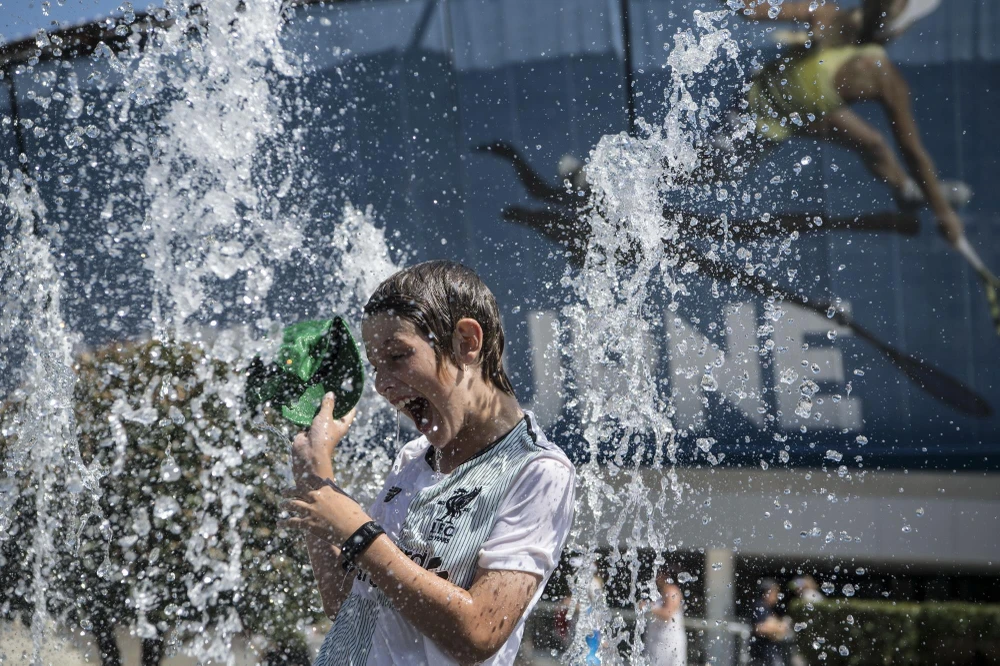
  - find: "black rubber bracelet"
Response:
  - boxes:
[340,521,385,571]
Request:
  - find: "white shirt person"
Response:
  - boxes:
[280,261,576,666]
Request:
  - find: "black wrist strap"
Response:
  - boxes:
[340,521,385,571]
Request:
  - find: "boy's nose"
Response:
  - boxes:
[373,369,392,396]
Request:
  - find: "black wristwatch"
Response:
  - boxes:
[340,521,385,571]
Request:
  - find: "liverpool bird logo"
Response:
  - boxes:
[441,487,481,521]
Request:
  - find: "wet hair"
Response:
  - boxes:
[364,260,516,397]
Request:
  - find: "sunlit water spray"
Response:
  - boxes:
[1,171,105,663]
[560,10,783,662]
[1,0,400,662]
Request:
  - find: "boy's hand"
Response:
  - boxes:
[279,474,371,546]
[290,392,356,482]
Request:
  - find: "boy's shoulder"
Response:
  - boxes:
[391,435,433,474]
[521,411,574,473]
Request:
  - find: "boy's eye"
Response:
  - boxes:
[383,347,412,363]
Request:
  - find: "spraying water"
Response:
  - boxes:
[1,1,761,662]
[1,0,401,662]
[559,10,794,662]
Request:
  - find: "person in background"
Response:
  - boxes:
[643,568,687,666]
[584,571,607,665]
[790,575,825,605]
[749,578,793,666]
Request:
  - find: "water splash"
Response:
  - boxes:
[0,169,104,664]
[96,0,306,331]
[562,10,755,661]
[2,0,405,661]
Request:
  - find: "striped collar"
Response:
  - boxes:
[424,416,529,472]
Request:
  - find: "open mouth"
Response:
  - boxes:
[394,396,433,431]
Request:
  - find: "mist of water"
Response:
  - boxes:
[559,10,791,662]
[1,1,401,662]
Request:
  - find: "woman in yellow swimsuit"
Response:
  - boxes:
[720,0,1000,332]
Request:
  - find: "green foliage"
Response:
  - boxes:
[790,598,1000,665]
[1,338,325,655]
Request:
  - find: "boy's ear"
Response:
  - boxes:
[453,318,484,365]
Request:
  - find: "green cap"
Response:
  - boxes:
[245,317,364,426]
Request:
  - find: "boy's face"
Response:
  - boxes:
[362,313,461,447]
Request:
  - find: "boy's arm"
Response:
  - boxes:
[304,535,356,619]
[288,393,359,617]
[284,451,575,665]
[356,543,541,665]
[284,486,541,665]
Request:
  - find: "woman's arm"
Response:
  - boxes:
[730,0,838,27]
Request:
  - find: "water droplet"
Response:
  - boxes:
[701,373,719,392]
[779,368,798,384]
[160,455,182,482]
[97,556,115,579]
[153,495,181,520]
[842,584,855,597]
[795,396,813,419]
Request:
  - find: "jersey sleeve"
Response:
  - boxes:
[477,454,576,578]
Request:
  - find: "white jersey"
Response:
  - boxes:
[315,412,576,666]
[645,613,687,666]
